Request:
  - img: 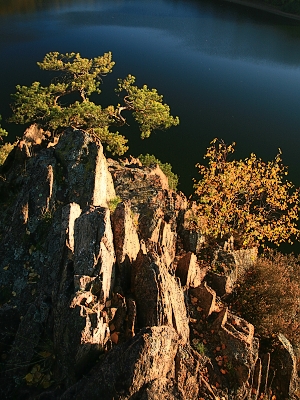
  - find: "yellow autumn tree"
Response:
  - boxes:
[193,139,300,247]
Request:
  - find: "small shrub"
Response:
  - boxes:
[138,153,179,190]
[192,338,206,355]
[108,196,122,213]
[40,209,53,224]
[232,250,300,346]
[195,342,206,355]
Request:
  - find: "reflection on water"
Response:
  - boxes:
[2,0,300,67]
[0,0,97,15]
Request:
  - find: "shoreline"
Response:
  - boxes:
[223,0,300,22]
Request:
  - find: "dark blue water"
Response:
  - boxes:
[1,0,300,195]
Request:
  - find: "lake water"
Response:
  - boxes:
[1,0,300,195]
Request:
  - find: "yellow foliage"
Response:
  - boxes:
[24,362,53,388]
[194,139,300,247]
[25,372,33,383]
[38,351,52,358]
[0,142,14,166]
[24,340,54,388]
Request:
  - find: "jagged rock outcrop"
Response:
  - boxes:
[132,250,189,345]
[0,128,298,399]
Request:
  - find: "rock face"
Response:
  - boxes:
[0,128,298,399]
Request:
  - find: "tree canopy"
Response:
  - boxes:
[193,139,300,247]
[10,51,179,155]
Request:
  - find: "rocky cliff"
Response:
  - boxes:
[0,128,298,399]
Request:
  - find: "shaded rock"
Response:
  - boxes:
[180,229,206,254]
[175,251,206,288]
[0,147,58,329]
[60,326,180,400]
[260,353,271,396]
[207,249,237,297]
[74,206,115,302]
[213,308,259,395]
[190,282,218,317]
[125,296,137,338]
[132,251,189,344]
[270,333,299,399]
[112,201,140,290]
[131,378,181,400]
[206,272,234,298]
[55,128,115,208]
[61,326,215,400]
[70,302,110,374]
[206,248,258,298]
[4,303,44,396]
[175,346,203,399]
[0,305,20,362]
